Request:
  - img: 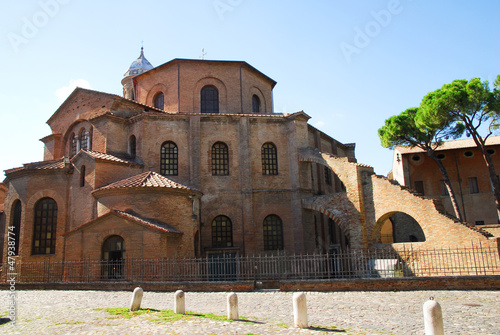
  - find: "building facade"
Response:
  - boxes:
[391,137,500,237]
[2,50,497,273]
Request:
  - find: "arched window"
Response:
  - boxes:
[69,133,77,157]
[261,142,278,175]
[32,198,58,255]
[160,141,178,176]
[153,92,164,110]
[212,215,233,248]
[212,142,229,175]
[79,128,89,151]
[11,200,22,255]
[201,85,219,113]
[129,135,136,159]
[252,95,261,114]
[102,235,125,280]
[263,214,284,250]
[80,165,86,187]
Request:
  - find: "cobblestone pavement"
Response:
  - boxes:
[1,289,499,334]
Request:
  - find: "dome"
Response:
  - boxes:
[123,47,154,78]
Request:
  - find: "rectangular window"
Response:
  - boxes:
[440,181,449,196]
[469,177,479,194]
[414,180,425,195]
[324,166,332,186]
[475,220,485,226]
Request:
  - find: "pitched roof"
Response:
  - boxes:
[95,171,195,192]
[5,159,67,174]
[74,150,141,165]
[395,136,500,154]
[114,210,183,234]
[63,210,183,236]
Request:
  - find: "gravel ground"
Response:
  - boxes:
[1,289,499,334]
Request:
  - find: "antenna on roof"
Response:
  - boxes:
[200,48,207,60]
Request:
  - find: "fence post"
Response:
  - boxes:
[423,297,444,335]
[293,292,308,328]
[174,290,185,314]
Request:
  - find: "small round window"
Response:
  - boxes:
[437,153,446,160]
[487,149,496,156]
[411,155,421,162]
[464,151,474,158]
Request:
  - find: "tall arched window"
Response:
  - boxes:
[160,141,178,176]
[212,215,233,248]
[201,85,219,113]
[80,165,86,187]
[252,95,261,114]
[32,198,58,255]
[212,142,229,175]
[261,142,278,175]
[79,128,89,151]
[102,235,125,280]
[153,92,164,110]
[129,135,136,159]
[263,214,284,251]
[69,133,77,157]
[11,200,22,255]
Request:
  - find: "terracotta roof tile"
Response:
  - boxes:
[96,171,194,191]
[5,159,67,173]
[79,150,140,165]
[114,210,183,234]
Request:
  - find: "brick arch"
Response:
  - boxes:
[146,83,168,108]
[371,210,425,244]
[249,86,267,114]
[193,77,228,113]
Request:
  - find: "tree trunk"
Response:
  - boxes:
[427,150,464,222]
[479,148,500,222]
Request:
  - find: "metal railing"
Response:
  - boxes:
[3,245,499,283]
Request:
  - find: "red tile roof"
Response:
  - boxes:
[114,210,183,234]
[96,171,195,191]
[63,209,183,235]
[396,136,500,154]
[76,150,140,165]
[5,159,67,174]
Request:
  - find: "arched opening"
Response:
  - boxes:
[378,212,426,243]
[102,235,125,280]
[252,95,261,114]
[80,165,86,187]
[153,92,164,110]
[32,198,58,255]
[201,85,219,113]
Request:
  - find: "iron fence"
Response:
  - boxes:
[3,245,499,283]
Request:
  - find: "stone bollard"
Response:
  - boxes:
[423,297,444,335]
[293,292,308,328]
[227,292,239,320]
[174,290,185,314]
[130,287,143,312]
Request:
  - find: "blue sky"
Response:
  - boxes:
[1,0,499,177]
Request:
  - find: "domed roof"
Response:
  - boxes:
[124,47,154,78]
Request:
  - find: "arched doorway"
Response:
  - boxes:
[379,212,426,243]
[102,235,125,280]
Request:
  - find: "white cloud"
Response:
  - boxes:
[55,79,92,102]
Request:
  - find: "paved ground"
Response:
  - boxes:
[0,289,499,334]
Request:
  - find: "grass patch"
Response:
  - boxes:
[276,322,289,328]
[55,321,84,326]
[99,307,247,324]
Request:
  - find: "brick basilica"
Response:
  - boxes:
[1,49,496,266]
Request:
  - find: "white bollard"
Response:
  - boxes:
[293,292,308,328]
[130,287,143,312]
[423,297,444,335]
[174,290,185,314]
[227,292,239,320]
